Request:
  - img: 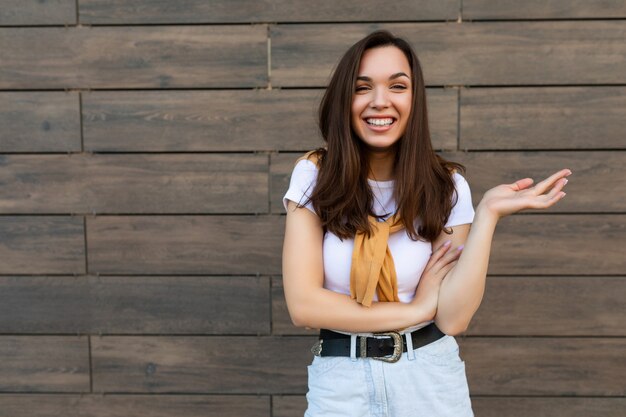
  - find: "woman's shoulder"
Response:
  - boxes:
[295,148,324,165]
[446,166,469,184]
[292,148,326,173]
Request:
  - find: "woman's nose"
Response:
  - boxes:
[370,88,390,108]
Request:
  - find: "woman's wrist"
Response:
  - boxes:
[475,201,501,226]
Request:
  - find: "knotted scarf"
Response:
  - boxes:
[294,150,405,307]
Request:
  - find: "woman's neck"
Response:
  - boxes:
[366,148,396,181]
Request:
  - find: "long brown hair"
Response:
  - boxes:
[300,30,465,242]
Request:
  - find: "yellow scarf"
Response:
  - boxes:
[294,150,404,307]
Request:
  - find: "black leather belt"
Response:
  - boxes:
[311,322,445,363]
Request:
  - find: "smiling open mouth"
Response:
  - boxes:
[365,117,396,126]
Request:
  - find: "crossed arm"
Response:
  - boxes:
[432,169,571,335]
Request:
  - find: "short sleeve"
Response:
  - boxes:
[445,172,475,227]
[282,158,318,214]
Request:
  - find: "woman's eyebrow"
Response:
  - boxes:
[356,72,410,82]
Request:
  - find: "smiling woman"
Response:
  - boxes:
[352,48,413,161]
[281,30,570,417]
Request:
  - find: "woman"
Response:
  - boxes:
[282,30,570,417]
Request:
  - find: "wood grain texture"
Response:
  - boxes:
[0,337,89,392]
[272,276,626,336]
[82,90,325,152]
[0,395,269,417]
[0,216,84,275]
[489,214,625,275]
[80,0,459,24]
[0,92,80,153]
[0,154,268,214]
[0,26,267,89]
[460,337,626,395]
[273,395,626,417]
[439,151,625,213]
[91,336,314,393]
[87,216,284,275]
[460,87,626,150]
[0,0,75,25]
[467,277,626,336]
[83,88,455,152]
[0,276,270,335]
[271,21,626,86]
[464,0,626,19]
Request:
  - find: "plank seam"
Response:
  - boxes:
[88,335,93,392]
[78,91,84,152]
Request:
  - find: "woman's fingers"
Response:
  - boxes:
[438,260,458,279]
[531,169,572,196]
[531,177,567,208]
[430,245,463,275]
[511,177,534,191]
[425,241,452,270]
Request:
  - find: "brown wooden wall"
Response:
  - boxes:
[0,1,625,416]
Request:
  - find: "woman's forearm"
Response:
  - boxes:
[434,204,499,334]
[291,288,432,333]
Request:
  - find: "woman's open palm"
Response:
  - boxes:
[480,168,572,219]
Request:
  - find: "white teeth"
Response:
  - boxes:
[366,118,394,126]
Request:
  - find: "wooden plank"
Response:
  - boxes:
[87,216,284,275]
[274,396,626,417]
[91,336,625,395]
[0,336,89,392]
[274,151,626,214]
[0,154,268,214]
[460,87,626,150]
[0,394,269,417]
[272,395,305,417]
[488,214,625,275]
[464,0,626,19]
[439,151,626,213]
[0,276,270,335]
[0,92,80,153]
[83,88,455,152]
[273,276,626,337]
[93,276,270,334]
[271,21,626,86]
[0,216,84,274]
[471,397,626,417]
[0,276,90,334]
[91,336,314,393]
[80,0,459,24]
[0,26,267,89]
[82,90,324,152]
[460,337,626,395]
[468,277,626,336]
[271,277,317,336]
[0,0,75,25]
[274,213,623,276]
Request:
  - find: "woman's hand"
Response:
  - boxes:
[409,240,463,321]
[478,168,572,221]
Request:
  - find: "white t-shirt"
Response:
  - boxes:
[283,158,475,335]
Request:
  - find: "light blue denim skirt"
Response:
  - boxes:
[305,333,473,417]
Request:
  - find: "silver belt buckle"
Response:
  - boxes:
[311,339,323,356]
[361,331,403,363]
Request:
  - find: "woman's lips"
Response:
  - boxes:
[363,118,396,132]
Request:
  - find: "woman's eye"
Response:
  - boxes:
[391,85,407,90]
[355,86,368,91]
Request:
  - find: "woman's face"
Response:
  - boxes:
[351,46,413,151]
